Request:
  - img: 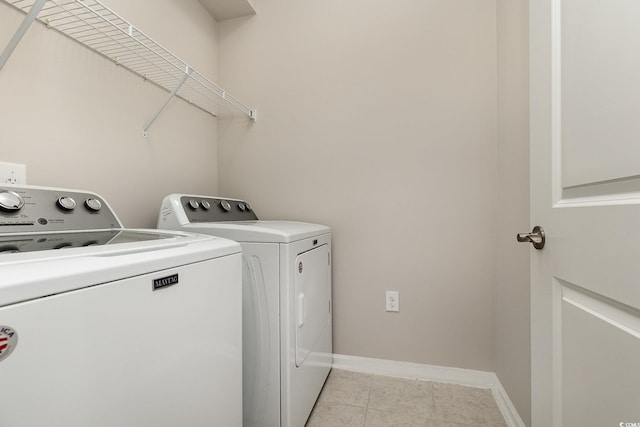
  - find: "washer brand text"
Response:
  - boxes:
[153,274,179,291]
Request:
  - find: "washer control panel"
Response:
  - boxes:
[180,196,258,222]
[0,186,121,233]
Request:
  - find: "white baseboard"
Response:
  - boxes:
[332,354,526,427]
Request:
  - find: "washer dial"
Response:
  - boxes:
[220,200,231,211]
[0,190,24,212]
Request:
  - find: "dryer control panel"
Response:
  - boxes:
[0,186,121,233]
[180,196,258,223]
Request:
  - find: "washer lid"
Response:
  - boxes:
[0,229,179,254]
[0,229,241,307]
[179,220,331,243]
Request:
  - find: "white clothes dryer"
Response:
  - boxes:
[158,194,332,427]
[0,185,243,427]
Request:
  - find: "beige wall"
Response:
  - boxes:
[496,0,531,424]
[218,0,498,371]
[0,0,220,228]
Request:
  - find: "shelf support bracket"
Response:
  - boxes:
[0,0,47,70]
[143,66,191,137]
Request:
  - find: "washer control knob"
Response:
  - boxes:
[0,190,25,212]
[238,202,246,211]
[188,200,200,210]
[201,200,211,210]
[220,200,231,211]
[57,196,76,211]
[85,198,102,212]
[245,203,252,211]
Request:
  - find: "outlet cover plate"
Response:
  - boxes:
[0,162,26,185]
[386,291,399,312]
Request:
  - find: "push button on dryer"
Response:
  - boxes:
[220,200,231,212]
[57,196,76,211]
[85,198,102,212]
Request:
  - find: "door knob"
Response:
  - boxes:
[516,226,545,250]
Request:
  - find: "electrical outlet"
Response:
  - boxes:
[385,291,399,312]
[0,162,26,185]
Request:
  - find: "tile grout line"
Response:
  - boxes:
[429,381,437,422]
[362,374,373,427]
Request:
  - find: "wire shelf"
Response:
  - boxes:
[1,0,256,129]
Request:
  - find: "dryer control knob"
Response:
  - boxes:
[188,200,200,210]
[238,202,246,211]
[245,203,252,211]
[85,198,102,212]
[201,200,211,210]
[0,190,25,212]
[57,196,76,211]
[220,200,231,211]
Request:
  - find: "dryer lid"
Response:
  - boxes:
[180,220,330,243]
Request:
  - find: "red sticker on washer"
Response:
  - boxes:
[0,326,18,362]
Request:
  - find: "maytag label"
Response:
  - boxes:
[153,274,179,291]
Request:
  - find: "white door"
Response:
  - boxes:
[530,1,640,426]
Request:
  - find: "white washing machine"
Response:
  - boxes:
[158,194,332,427]
[0,185,243,427]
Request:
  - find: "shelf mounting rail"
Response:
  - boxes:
[0,0,257,136]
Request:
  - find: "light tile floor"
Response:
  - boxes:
[305,369,508,427]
